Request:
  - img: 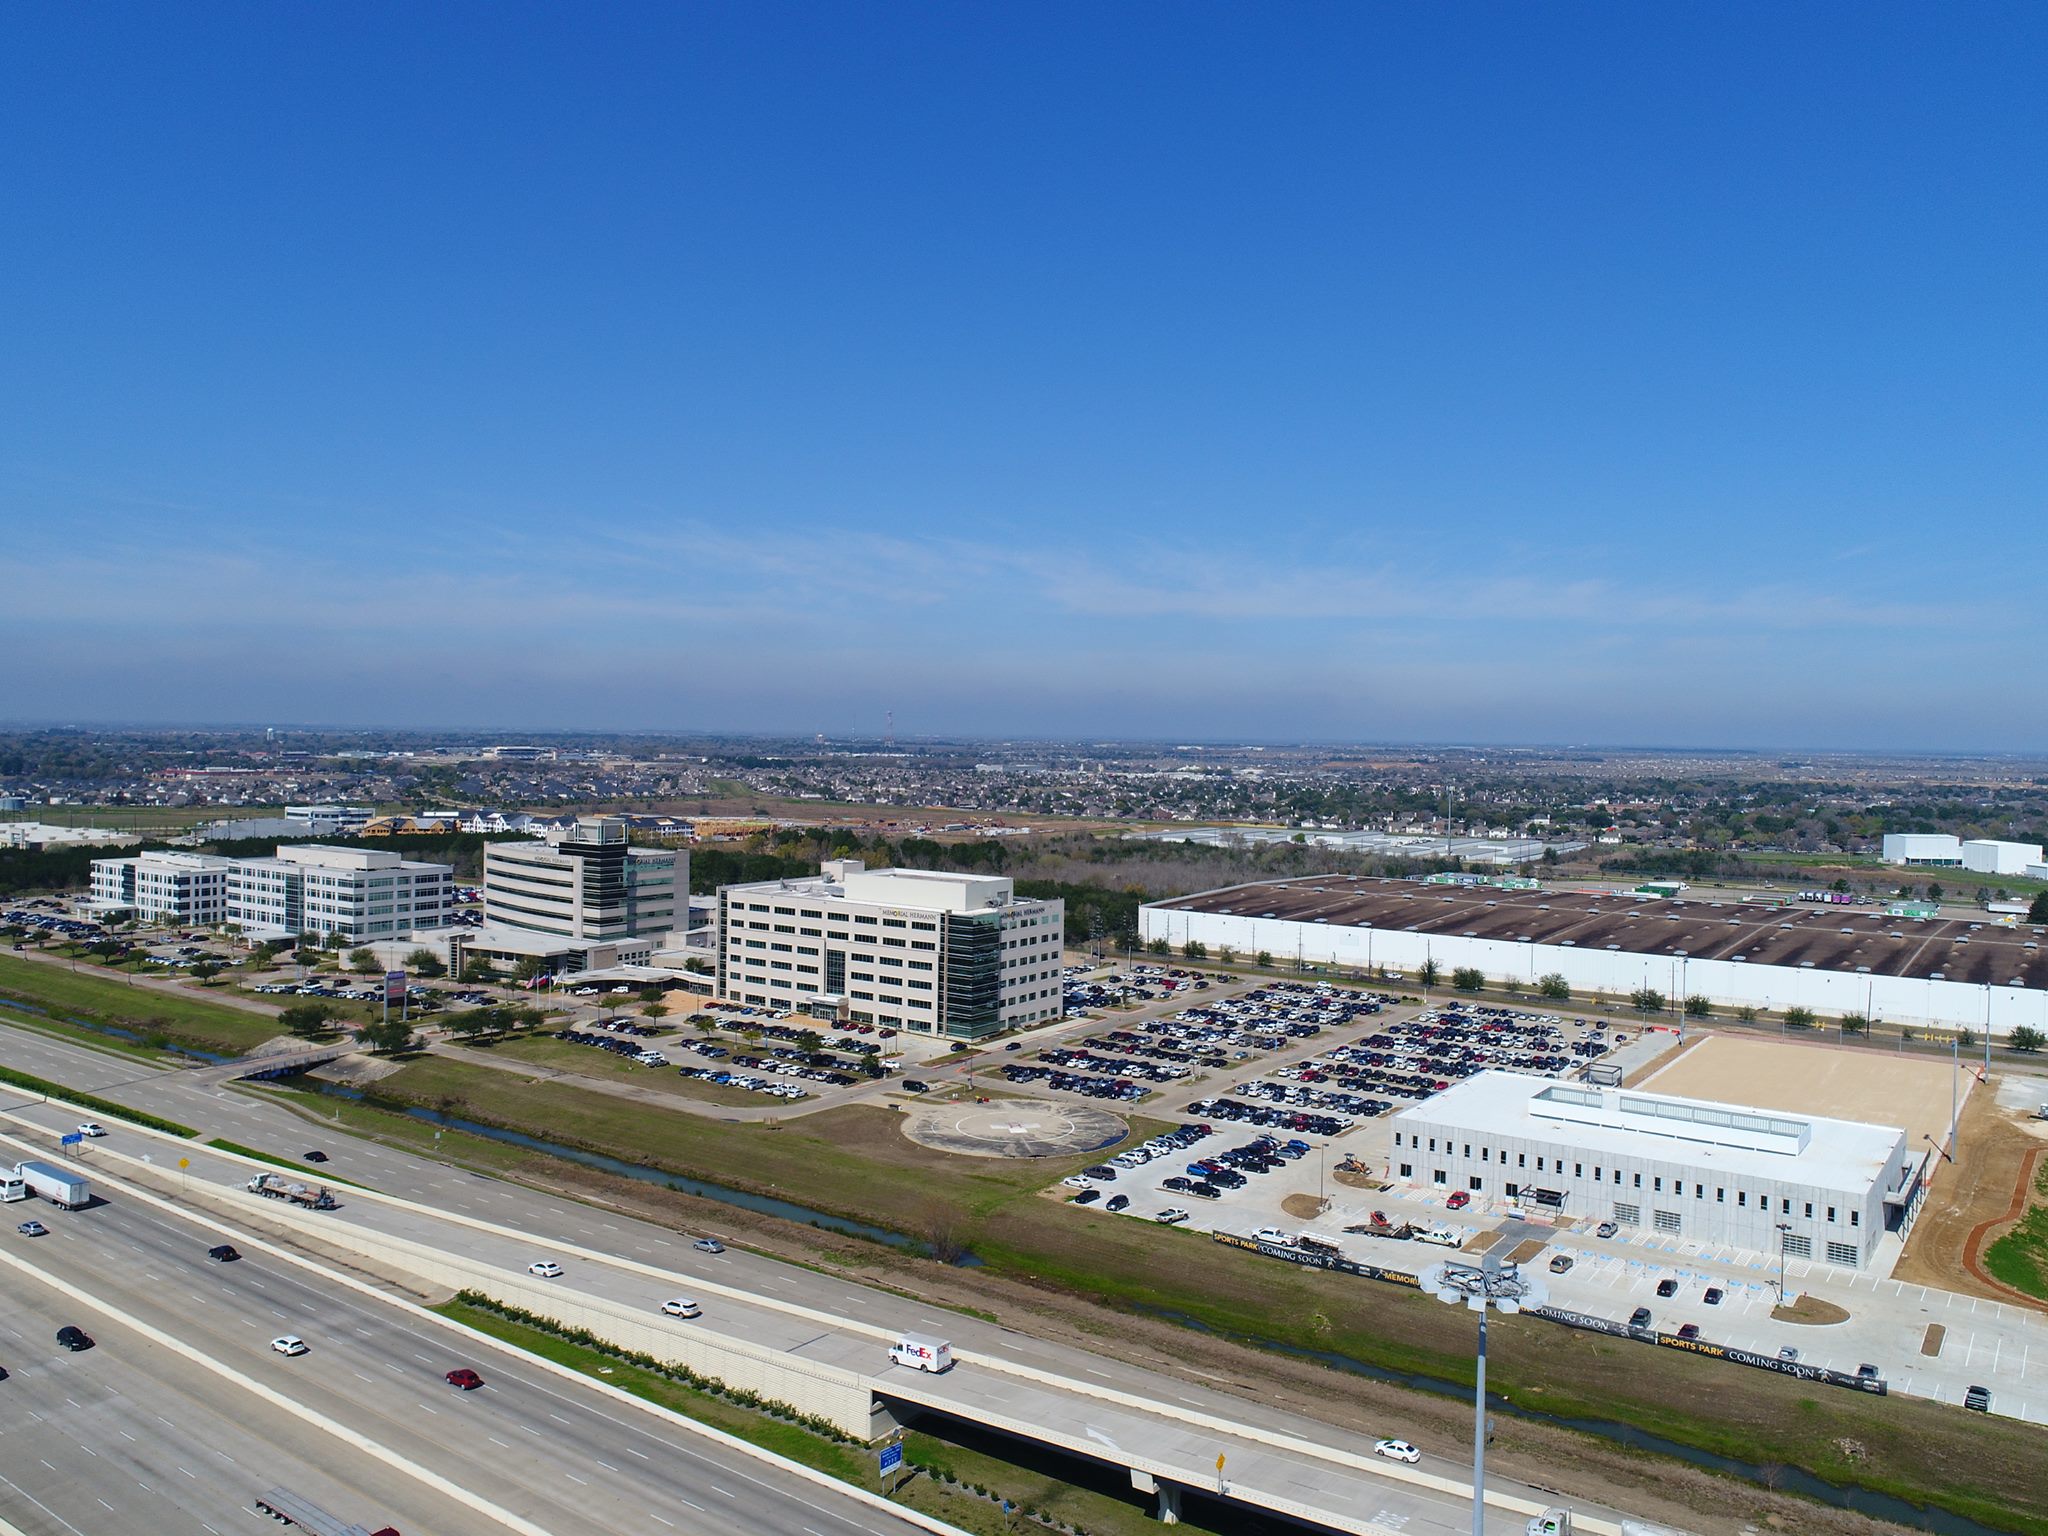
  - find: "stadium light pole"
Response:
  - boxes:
[1775,1221,1793,1304]
[1419,1253,1546,1536]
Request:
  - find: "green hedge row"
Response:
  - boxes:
[0,1064,197,1137]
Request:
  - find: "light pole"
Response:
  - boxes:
[1775,1221,1793,1304]
[1419,1253,1547,1536]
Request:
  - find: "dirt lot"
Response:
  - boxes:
[1637,1031,1969,1149]
[1895,1078,2044,1302]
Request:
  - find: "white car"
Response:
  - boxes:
[77,1122,106,1138]
[1373,1438,1420,1464]
[660,1297,703,1318]
[1253,1227,1294,1246]
[1061,1175,1090,1188]
[270,1335,309,1356]
[528,1260,565,1278]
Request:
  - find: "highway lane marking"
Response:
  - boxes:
[490,1435,513,1447]
[118,1429,136,1441]
[565,1472,589,1485]
[624,1446,648,1459]
[678,1498,703,1510]
[413,1353,433,1363]
[651,1515,674,1527]
[178,1466,195,1479]
[354,1372,374,1382]
[713,1485,735,1498]
[415,1403,438,1415]
[97,1500,115,1512]
[549,1412,572,1423]
[595,1459,619,1471]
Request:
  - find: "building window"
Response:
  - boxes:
[1517,1153,1526,1168]
[1632,1173,1642,1188]
[1432,1169,1447,1186]
[1469,1176,1483,1191]
[1613,1202,1640,1225]
[1716,1187,1725,1203]
[1827,1206,1837,1223]
[1784,1233,1813,1258]
[1653,1209,1681,1234]
[1804,1202,1813,1218]
[1399,1163,1413,1178]
[1737,1191,1746,1207]
[1850,1210,1860,1227]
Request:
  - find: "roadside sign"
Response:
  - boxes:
[177,1157,189,1170]
[1216,1453,1226,1473]
[59,1132,82,1146]
[878,1443,903,1476]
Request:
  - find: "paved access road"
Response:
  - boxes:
[0,1164,948,1536]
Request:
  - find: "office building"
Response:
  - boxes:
[284,804,376,835]
[227,845,455,943]
[716,859,1064,1039]
[1391,1070,1917,1269]
[483,816,681,941]
[88,851,233,924]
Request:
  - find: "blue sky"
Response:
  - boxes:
[3,5,2042,747]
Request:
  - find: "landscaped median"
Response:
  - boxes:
[0,1063,197,1137]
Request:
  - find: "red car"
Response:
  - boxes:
[1446,1191,1471,1211]
[445,1368,485,1390]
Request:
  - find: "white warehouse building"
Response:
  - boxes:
[1962,839,2044,877]
[1392,1071,1918,1270]
[1879,833,1962,866]
[1143,875,2048,1039]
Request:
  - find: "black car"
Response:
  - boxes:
[1703,1286,1724,1305]
[1161,1176,1195,1193]
[1628,1307,1652,1330]
[1189,1181,1223,1200]
[207,1244,241,1263]
[303,1151,329,1163]
[1071,1188,1101,1205]
[903,1080,930,1094]
[56,1325,93,1351]
[1105,1194,1130,1212]
[1655,1278,1678,1298]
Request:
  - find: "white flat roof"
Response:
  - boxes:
[1396,1069,1905,1190]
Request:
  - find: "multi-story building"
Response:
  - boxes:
[88,851,233,924]
[715,860,1064,1039]
[226,845,455,943]
[1390,1070,1919,1270]
[284,804,376,835]
[483,816,681,941]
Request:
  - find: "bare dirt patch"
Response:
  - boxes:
[1773,1295,1850,1325]
[1894,1078,2041,1300]
[1281,1193,1329,1220]
[1330,1168,1379,1190]
[1921,1323,1945,1356]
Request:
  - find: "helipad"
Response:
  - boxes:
[902,1098,1129,1159]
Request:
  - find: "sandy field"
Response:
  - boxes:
[1636,1031,1972,1150]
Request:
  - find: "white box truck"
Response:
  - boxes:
[16,1160,89,1209]
[888,1333,953,1373]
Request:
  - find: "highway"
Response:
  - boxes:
[0,1157,951,1536]
[0,1018,1609,1535]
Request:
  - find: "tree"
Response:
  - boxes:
[1147,938,1171,956]
[406,947,446,978]
[638,986,664,1005]
[1736,1005,1758,1023]
[1958,1026,1978,1049]
[278,1002,334,1037]
[1840,1013,1868,1036]
[349,947,380,975]
[1927,883,1944,901]
[1684,995,1711,1018]
[2031,890,2048,925]
[325,930,347,951]
[1784,1006,1816,1030]
[639,999,666,1020]
[1629,987,1664,1014]
[513,955,546,983]
[860,1054,885,1079]
[684,957,712,975]
[188,959,223,984]
[2010,1026,2045,1054]
[1418,959,1441,988]
[1216,945,1236,965]
[359,1017,417,1055]
[1451,967,1485,993]
[1538,973,1570,1001]
[1181,939,1208,960]
[1256,950,1274,968]
[444,1007,505,1043]
[795,1028,825,1057]
[1831,878,1850,894]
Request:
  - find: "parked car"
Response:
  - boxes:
[1548,1254,1573,1273]
[446,1367,485,1390]
[693,1237,725,1254]
[1655,1278,1678,1298]
[270,1335,309,1356]
[1445,1190,1470,1210]
[528,1260,565,1278]
[1071,1188,1101,1205]
[1703,1287,1724,1305]
[660,1298,703,1319]
[902,1080,930,1094]
[1629,1307,1652,1329]
[1965,1384,1991,1412]
[1372,1439,1421,1464]
[1105,1194,1129,1212]
[1155,1207,1191,1225]
[1777,1347,1800,1363]
[1677,1324,1700,1341]
[1595,1221,1618,1238]
[1856,1363,1881,1381]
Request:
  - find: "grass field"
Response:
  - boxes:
[1983,1157,2048,1301]
[346,1054,2048,1533]
[0,952,279,1055]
